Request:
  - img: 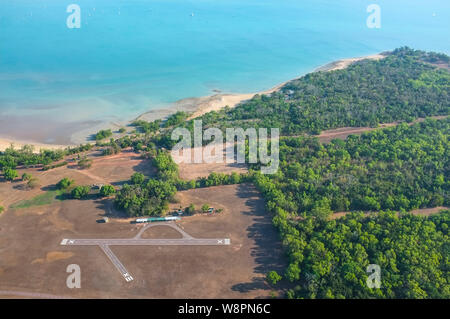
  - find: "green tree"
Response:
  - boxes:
[266,271,282,285]
[131,172,146,185]
[201,204,210,213]
[188,180,196,189]
[57,177,75,190]
[100,185,116,197]
[311,198,333,220]
[114,184,146,216]
[285,263,301,282]
[71,186,91,199]
[95,129,112,141]
[164,111,189,128]
[3,167,18,181]
[230,172,241,184]
[0,206,4,214]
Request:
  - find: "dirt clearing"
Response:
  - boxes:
[173,144,248,180]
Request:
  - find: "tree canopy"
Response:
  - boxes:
[253,118,449,218]
[281,210,449,299]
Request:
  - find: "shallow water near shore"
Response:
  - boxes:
[0,0,449,144]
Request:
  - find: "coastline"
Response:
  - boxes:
[137,53,386,123]
[313,53,386,72]
[0,53,387,152]
[136,81,286,123]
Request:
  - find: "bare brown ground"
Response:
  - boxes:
[68,149,155,185]
[409,206,448,216]
[140,226,183,239]
[427,61,450,71]
[317,123,396,143]
[173,144,248,180]
[0,181,285,298]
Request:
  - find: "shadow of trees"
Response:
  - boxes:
[231,183,287,295]
[95,198,129,219]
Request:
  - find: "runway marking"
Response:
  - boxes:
[100,245,133,282]
[61,222,230,282]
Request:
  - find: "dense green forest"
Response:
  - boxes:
[195,47,449,135]
[114,151,178,216]
[278,210,449,299]
[251,118,449,219]
[251,118,449,298]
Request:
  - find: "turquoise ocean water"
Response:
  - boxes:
[0,0,449,142]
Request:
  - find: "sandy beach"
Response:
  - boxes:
[0,138,68,153]
[314,53,386,72]
[0,53,387,152]
[137,81,286,123]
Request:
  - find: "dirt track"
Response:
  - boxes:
[317,116,448,143]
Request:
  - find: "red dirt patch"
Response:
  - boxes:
[173,145,248,180]
[317,116,448,143]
